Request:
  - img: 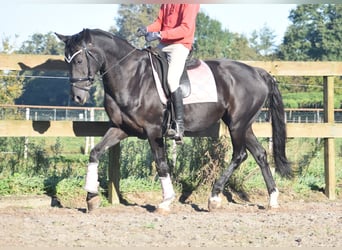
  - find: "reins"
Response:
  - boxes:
[100,47,138,78]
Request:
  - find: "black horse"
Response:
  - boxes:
[56,29,291,212]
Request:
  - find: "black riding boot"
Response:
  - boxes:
[171,87,184,144]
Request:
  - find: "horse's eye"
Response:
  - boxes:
[77,59,83,64]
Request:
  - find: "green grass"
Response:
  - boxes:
[119,176,161,193]
[0,173,45,196]
[0,137,340,204]
[28,136,102,154]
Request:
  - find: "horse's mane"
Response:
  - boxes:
[70,29,134,47]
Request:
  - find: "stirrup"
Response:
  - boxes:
[173,123,184,144]
[166,128,176,137]
[165,127,183,144]
[174,134,183,145]
[165,128,183,140]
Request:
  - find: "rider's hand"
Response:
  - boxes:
[136,26,147,37]
[145,32,161,42]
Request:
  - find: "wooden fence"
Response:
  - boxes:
[0,54,341,203]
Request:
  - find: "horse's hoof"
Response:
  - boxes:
[268,203,280,209]
[156,195,175,214]
[87,195,101,212]
[155,206,171,215]
[208,195,222,212]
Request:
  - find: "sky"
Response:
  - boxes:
[0,3,297,51]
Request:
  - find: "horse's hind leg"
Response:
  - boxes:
[85,127,128,212]
[245,128,279,208]
[208,128,248,211]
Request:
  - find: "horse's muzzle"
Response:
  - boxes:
[71,86,89,105]
[73,94,87,105]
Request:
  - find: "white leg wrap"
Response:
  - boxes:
[208,194,223,211]
[160,174,175,201]
[209,195,222,204]
[84,162,99,194]
[269,188,279,208]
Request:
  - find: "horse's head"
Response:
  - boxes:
[56,29,103,105]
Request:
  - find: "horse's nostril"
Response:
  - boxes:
[74,95,82,103]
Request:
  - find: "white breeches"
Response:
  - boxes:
[158,43,189,93]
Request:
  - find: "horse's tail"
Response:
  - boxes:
[259,69,293,178]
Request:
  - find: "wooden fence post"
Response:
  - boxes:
[323,76,336,200]
[108,144,121,204]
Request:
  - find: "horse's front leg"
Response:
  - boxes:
[85,127,128,212]
[148,136,175,213]
[158,169,176,212]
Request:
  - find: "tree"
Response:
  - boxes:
[0,38,24,106]
[18,32,64,55]
[1,35,19,54]
[114,4,159,48]
[194,12,233,59]
[249,24,277,59]
[279,4,342,61]
[228,34,259,60]
[0,73,23,105]
[277,4,342,108]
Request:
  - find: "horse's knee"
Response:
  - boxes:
[156,161,170,177]
[256,149,268,167]
[233,150,248,165]
[212,150,247,196]
[241,151,248,162]
[89,147,101,163]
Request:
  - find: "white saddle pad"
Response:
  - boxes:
[150,58,218,105]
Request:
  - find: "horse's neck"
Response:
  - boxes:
[102,46,147,94]
[104,36,136,60]
[100,38,138,72]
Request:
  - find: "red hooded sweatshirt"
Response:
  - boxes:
[147,4,200,50]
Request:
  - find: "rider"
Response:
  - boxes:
[137,4,200,144]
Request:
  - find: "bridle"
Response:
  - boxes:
[65,43,100,92]
[65,41,137,92]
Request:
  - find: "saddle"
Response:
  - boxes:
[145,46,201,137]
[145,46,201,99]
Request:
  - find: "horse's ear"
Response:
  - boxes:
[55,33,70,43]
[82,29,92,43]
